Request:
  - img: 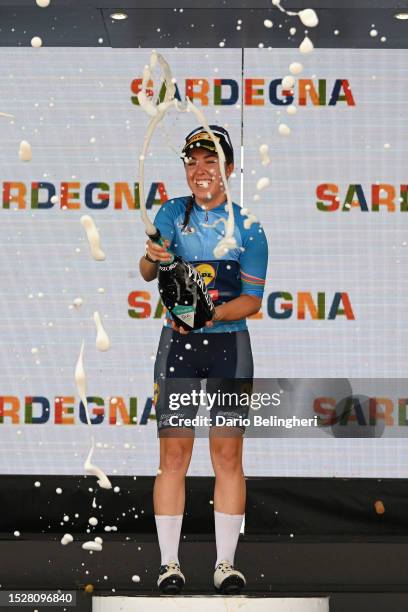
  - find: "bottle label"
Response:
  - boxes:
[160,261,177,272]
[173,304,195,328]
[185,262,214,310]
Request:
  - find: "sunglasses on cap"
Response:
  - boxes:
[181,124,234,164]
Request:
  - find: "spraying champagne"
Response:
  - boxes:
[136,52,235,331]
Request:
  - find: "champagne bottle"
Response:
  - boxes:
[149,229,215,330]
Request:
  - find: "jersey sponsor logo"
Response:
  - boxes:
[195,263,217,287]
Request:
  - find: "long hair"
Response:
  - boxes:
[182,195,194,232]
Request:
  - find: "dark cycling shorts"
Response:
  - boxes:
[153,328,254,433]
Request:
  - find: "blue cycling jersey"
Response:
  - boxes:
[153,196,268,333]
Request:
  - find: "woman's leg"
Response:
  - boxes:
[154,431,194,515]
[154,430,194,567]
[153,326,196,565]
[209,430,245,514]
[209,429,245,568]
[205,331,253,575]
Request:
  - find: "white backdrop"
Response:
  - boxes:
[0,48,407,477]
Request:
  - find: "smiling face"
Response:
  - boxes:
[184,147,234,208]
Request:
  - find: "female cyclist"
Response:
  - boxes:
[139,125,268,595]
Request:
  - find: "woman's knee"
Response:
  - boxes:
[210,439,243,473]
[160,439,193,474]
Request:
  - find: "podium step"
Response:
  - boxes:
[93,596,329,612]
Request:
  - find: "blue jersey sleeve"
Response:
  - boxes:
[152,202,177,245]
[239,220,268,298]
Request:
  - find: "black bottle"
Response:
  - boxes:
[149,229,215,330]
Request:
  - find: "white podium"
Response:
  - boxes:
[93,596,330,612]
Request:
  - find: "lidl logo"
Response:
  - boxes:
[195,263,217,286]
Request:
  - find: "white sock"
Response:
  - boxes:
[155,514,183,566]
[214,510,244,568]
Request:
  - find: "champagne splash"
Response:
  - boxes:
[282,75,295,89]
[289,62,303,75]
[298,9,319,27]
[93,311,110,351]
[271,1,318,53]
[137,50,237,258]
[279,124,291,136]
[256,177,270,191]
[202,217,241,257]
[271,1,318,27]
[80,215,106,261]
[84,440,112,489]
[61,534,73,545]
[19,140,32,162]
[75,340,112,489]
[259,144,271,166]
[82,540,102,552]
[31,36,43,48]
[241,207,258,229]
[138,51,175,236]
[299,36,314,54]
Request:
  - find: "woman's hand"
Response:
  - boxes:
[205,306,220,328]
[146,239,171,263]
[166,318,190,335]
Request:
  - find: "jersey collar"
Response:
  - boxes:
[192,197,228,212]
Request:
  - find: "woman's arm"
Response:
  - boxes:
[139,239,171,282]
[169,295,262,335]
[211,294,262,323]
[139,256,159,282]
